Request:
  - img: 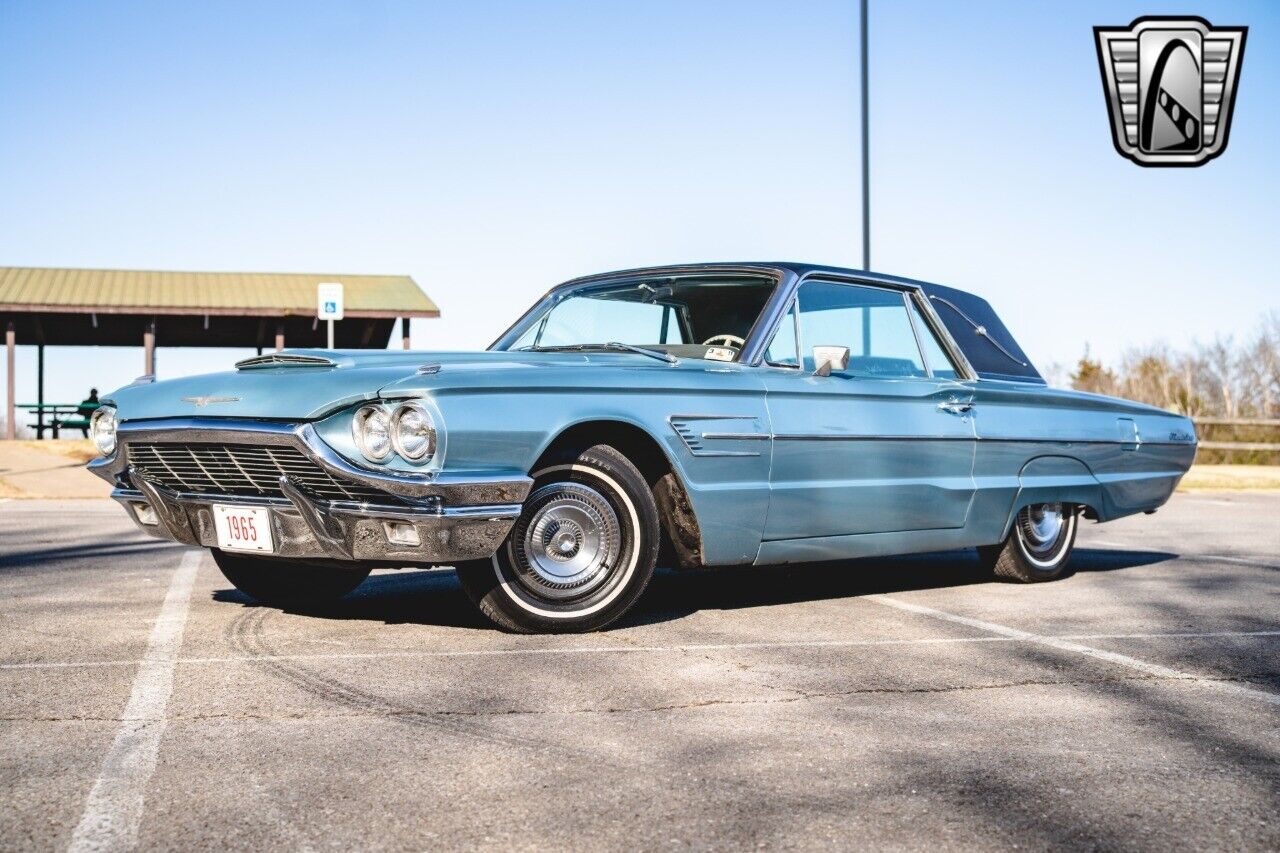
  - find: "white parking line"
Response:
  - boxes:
[2,630,1277,673]
[1206,554,1280,570]
[67,549,202,853]
[867,595,1280,707]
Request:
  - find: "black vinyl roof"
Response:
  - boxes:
[915,282,1043,383]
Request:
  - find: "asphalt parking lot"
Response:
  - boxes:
[1,493,1277,851]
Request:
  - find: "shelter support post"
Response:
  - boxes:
[37,344,45,439]
[402,317,411,350]
[143,320,155,376]
[5,322,14,440]
[275,324,285,352]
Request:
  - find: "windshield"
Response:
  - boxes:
[504,276,776,362]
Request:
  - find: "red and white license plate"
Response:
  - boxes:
[212,505,274,553]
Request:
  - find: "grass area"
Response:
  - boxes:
[12,439,100,465]
[1178,464,1280,491]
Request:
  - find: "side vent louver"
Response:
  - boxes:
[669,415,766,458]
[671,420,706,454]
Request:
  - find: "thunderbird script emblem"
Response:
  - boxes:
[181,395,240,407]
[1095,17,1246,166]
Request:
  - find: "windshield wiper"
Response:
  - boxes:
[524,342,678,364]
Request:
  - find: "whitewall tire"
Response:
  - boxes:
[455,444,660,633]
[978,503,1079,583]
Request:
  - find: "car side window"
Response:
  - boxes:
[795,281,927,378]
[905,296,960,380]
[764,299,799,367]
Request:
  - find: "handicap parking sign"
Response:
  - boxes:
[317,283,344,321]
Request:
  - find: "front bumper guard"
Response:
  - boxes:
[93,418,529,563]
[116,474,522,563]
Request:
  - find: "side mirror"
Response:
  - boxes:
[812,345,850,377]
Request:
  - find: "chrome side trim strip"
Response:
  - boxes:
[668,414,767,458]
[772,434,973,442]
[768,434,1193,446]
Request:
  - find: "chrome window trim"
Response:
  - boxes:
[489,264,788,358]
[489,264,983,380]
[774,271,978,382]
[740,269,801,367]
[902,291,936,377]
[755,274,953,381]
[760,294,802,370]
[907,290,978,382]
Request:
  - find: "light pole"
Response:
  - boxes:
[860,0,871,271]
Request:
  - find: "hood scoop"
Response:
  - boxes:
[236,354,337,370]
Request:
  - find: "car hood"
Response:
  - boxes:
[105,348,725,421]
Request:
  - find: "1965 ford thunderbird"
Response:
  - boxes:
[89,263,1197,632]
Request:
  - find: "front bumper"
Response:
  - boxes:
[90,418,530,563]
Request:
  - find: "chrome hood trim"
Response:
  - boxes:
[235,353,337,370]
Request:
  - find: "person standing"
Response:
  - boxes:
[76,388,99,438]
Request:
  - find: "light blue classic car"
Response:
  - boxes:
[89,263,1197,632]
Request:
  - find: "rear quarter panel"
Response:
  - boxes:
[967,381,1196,541]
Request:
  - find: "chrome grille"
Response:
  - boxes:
[127,442,399,504]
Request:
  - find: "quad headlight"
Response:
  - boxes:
[90,406,118,456]
[351,405,393,462]
[389,401,437,462]
[350,401,439,465]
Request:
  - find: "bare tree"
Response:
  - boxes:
[1068,316,1279,419]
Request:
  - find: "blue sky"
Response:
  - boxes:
[1,0,1276,407]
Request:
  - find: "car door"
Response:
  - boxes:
[758,279,977,541]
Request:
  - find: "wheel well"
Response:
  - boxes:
[533,420,704,568]
[1001,499,1100,542]
[534,420,667,485]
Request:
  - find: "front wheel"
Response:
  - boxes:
[212,549,371,606]
[455,444,660,633]
[978,502,1078,583]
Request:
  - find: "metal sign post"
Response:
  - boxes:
[860,0,870,270]
[317,282,344,350]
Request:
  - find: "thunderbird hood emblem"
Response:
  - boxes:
[182,395,241,407]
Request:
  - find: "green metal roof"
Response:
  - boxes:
[0,266,438,318]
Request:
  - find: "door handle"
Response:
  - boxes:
[938,398,975,415]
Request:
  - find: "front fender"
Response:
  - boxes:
[424,382,772,566]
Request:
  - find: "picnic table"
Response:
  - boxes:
[17,402,99,439]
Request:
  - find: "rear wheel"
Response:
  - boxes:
[455,444,660,633]
[978,502,1078,583]
[212,550,371,606]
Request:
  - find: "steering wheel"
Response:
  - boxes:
[702,334,746,349]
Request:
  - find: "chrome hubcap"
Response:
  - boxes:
[1017,502,1066,558]
[511,481,621,600]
